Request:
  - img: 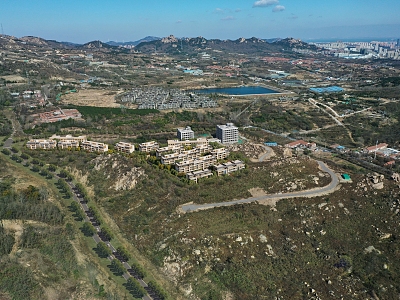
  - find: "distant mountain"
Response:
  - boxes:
[79,40,118,50]
[0,34,317,55]
[105,36,161,47]
[134,35,317,55]
[264,38,282,43]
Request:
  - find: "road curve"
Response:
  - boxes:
[180,161,339,213]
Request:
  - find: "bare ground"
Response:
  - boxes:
[61,89,124,108]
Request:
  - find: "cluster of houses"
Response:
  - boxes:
[138,125,244,182]
[27,135,138,154]
[26,135,111,152]
[284,139,317,150]
[11,90,46,108]
[120,87,217,110]
[29,108,82,124]
[25,124,244,183]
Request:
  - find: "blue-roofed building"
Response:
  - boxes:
[265,142,278,147]
[310,86,344,93]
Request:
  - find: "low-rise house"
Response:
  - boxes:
[81,141,108,152]
[384,161,395,167]
[115,142,135,153]
[364,143,388,154]
[214,160,245,176]
[26,139,57,150]
[139,141,159,152]
[285,140,316,149]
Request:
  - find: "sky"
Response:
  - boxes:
[1,0,400,43]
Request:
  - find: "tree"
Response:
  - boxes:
[126,277,145,298]
[110,259,125,276]
[100,226,113,241]
[116,246,131,262]
[81,222,96,237]
[95,241,112,258]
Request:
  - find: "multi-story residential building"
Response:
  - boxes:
[216,123,239,144]
[58,140,80,149]
[211,148,230,160]
[161,148,202,165]
[115,142,135,154]
[214,160,245,176]
[139,141,159,152]
[177,126,195,141]
[156,145,183,158]
[81,141,108,152]
[186,169,213,183]
[175,155,217,173]
[161,152,187,165]
[26,139,57,150]
[167,138,209,147]
[50,134,87,142]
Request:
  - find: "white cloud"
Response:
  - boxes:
[221,16,235,21]
[253,0,279,8]
[215,8,224,14]
[235,8,242,13]
[176,20,182,24]
[273,5,285,12]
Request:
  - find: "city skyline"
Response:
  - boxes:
[1,0,400,43]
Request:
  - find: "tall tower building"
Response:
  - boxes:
[216,123,239,144]
[177,126,194,141]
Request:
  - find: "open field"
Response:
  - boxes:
[61,89,123,108]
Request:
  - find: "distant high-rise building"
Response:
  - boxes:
[177,126,194,141]
[216,123,239,144]
[397,39,400,47]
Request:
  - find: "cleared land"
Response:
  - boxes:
[61,89,123,108]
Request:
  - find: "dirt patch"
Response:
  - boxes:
[248,187,267,197]
[61,89,123,108]
[1,75,27,82]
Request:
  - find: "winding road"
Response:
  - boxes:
[180,160,339,213]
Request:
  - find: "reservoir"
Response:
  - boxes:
[194,86,281,96]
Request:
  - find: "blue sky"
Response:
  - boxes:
[1,0,399,43]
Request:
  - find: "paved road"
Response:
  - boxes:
[3,137,13,148]
[258,145,274,162]
[181,160,339,213]
[65,180,153,300]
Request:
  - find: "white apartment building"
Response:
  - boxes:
[214,160,245,176]
[216,123,239,144]
[211,148,229,160]
[58,140,80,149]
[156,145,183,158]
[175,155,217,173]
[50,134,87,142]
[115,142,135,154]
[186,169,213,183]
[139,141,159,152]
[167,138,209,147]
[161,148,202,165]
[177,126,194,141]
[81,141,108,152]
[26,139,57,150]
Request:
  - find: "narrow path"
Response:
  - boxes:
[180,160,339,213]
